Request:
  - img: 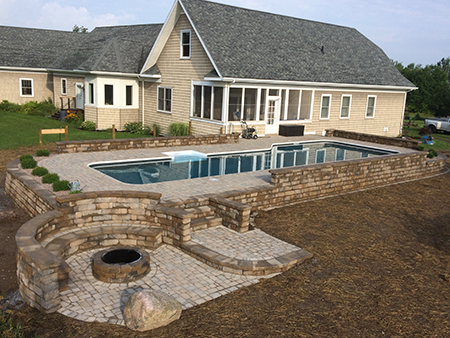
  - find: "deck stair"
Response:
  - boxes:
[184,205,222,232]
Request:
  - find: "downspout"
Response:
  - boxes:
[141,80,145,124]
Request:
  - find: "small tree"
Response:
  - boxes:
[72,24,88,33]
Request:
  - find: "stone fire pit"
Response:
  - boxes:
[92,247,150,283]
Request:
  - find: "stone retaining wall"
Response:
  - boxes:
[55,191,162,230]
[56,133,240,153]
[224,152,445,210]
[5,160,56,217]
[325,129,419,149]
[16,210,64,313]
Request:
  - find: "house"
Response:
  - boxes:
[0,0,415,137]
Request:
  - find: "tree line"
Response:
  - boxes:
[395,58,450,117]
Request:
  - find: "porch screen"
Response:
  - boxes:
[300,90,312,119]
[228,88,242,121]
[243,88,257,121]
[287,90,300,120]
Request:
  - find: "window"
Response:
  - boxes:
[192,85,223,121]
[61,78,67,95]
[340,95,351,118]
[89,83,94,104]
[320,95,331,119]
[20,79,33,96]
[126,85,132,106]
[366,96,376,118]
[104,85,113,105]
[158,87,172,112]
[180,30,191,59]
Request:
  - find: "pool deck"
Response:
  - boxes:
[38,135,413,202]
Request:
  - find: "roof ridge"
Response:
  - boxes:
[180,0,355,31]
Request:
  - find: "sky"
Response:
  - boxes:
[0,0,449,66]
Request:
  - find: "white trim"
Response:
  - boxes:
[319,94,331,120]
[222,77,416,92]
[365,95,376,118]
[339,94,351,119]
[61,78,67,95]
[400,92,407,134]
[180,29,191,59]
[141,80,145,123]
[1,66,47,73]
[189,117,224,125]
[19,78,33,97]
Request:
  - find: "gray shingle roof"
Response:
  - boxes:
[0,26,84,68]
[0,24,162,74]
[180,0,414,87]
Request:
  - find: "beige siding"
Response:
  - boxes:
[84,106,140,130]
[306,91,405,137]
[52,75,85,109]
[143,14,216,135]
[0,71,53,104]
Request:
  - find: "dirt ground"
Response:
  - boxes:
[1,150,450,337]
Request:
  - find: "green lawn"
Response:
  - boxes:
[0,111,148,149]
[403,120,450,151]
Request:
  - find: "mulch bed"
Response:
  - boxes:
[1,152,449,337]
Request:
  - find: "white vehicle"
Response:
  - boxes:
[424,117,450,133]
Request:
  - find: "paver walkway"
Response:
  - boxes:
[53,225,308,325]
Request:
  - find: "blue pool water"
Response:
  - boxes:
[89,141,397,185]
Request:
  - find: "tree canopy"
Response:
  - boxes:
[72,25,88,33]
[395,57,450,117]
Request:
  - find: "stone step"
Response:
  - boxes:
[191,216,222,232]
[184,205,215,219]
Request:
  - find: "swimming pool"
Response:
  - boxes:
[89,141,398,185]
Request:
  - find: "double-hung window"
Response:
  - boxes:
[366,96,376,118]
[61,78,67,95]
[340,95,351,119]
[158,87,172,113]
[320,95,331,119]
[20,79,33,97]
[180,30,191,59]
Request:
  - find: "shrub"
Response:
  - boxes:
[31,166,49,176]
[124,121,143,134]
[427,149,438,159]
[417,144,425,151]
[69,190,83,194]
[20,158,37,169]
[65,110,83,124]
[0,100,21,113]
[81,120,96,131]
[42,173,60,184]
[36,149,50,156]
[19,154,33,161]
[53,180,70,192]
[168,122,189,136]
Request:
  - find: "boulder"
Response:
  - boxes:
[123,290,182,331]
